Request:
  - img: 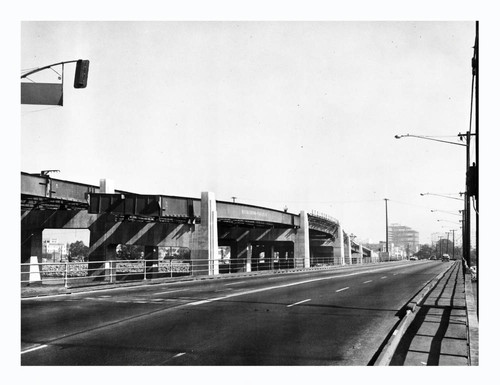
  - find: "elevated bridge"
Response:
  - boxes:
[21,172,378,282]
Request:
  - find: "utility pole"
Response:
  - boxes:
[451,229,456,260]
[384,198,389,261]
[474,20,479,318]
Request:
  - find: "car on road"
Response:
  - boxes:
[409,256,418,261]
[430,255,437,261]
[442,254,450,262]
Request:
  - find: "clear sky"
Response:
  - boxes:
[20,20,476,245]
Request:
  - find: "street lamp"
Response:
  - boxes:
[395,132,473,269]
[420,192,464,201]
[430,209,462,216]
[437,219,461,224]
[395,134,466,147]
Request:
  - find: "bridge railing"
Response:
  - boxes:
[21,254,384,289]
[20,259,193,288]
[20,257,258,288]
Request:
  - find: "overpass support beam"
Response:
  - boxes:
[246,244,252,272]
[294,211,310,268]
[346,234,352,265]
[21,228,43,285]
[21,229,43,264]
[192,192,219,276]
[333,223,345,265]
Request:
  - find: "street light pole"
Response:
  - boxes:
[395,134,466,147]
[396,135,472,268]
[420,192,464,201]
[430,209,462,216]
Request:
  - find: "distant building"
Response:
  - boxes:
[43,238,67,261]
[388,224,420,257]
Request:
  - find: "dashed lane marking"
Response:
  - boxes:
[363,280,372,284]
[287,299,311,307]
[186,264,415,306]
[21,345,48,355]
[173,352,186,358]
[381,276,387,279]
[335,287,349,292]
[152,289,189,296]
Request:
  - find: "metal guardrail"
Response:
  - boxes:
[21,259,193,288]
[21,255,383,289]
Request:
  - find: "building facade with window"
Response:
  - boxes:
[388,224,420,257]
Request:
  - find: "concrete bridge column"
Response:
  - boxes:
[21,229,43,264]
[294,211,310,268]
[346,234,352,265]
[333,223,345,265]
[246,244,252,272]
[191,192,219,276]
[21,228,43,285]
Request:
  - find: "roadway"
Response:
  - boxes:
[21,261,450,365]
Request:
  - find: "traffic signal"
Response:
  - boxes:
[467,163,478,198]
[74,60,90,88]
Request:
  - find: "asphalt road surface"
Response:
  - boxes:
[21,261,450,365]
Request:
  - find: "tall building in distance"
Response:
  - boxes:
[388,224,419,258]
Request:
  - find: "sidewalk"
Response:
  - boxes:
[388,261,478,366]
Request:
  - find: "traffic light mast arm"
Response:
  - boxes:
[20,60,80,79]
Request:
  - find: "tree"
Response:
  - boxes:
[115,244,144,260]
[68,240,89,262]
[414,244,433,259]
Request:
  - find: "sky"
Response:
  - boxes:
[19,20,476,245]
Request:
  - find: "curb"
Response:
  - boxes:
[464,272,479,365]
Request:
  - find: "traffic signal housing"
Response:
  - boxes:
[74,60,90,88]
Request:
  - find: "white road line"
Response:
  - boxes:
[381,276,387,279]
[287,299,311,307]
[152,289,188,296]
[187,266,407,307]
[21,345,48,355]
[173,352,186,358]
[224,281,247,286]
[363,280,372,284]
[336,287,349,292]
